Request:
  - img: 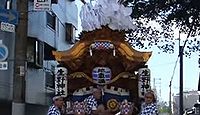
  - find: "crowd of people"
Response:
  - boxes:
[47,88,158,115]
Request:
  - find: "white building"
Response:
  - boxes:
[172,91,199,115]
[0,0,78,115]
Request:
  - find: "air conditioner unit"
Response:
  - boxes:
[27,38,44,69]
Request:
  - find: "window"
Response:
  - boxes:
[37,0,47,2]
[44,43,56,60]
[45,71,55,89]
[27,37,44,68]
[30,0,54,2]
[46,12,56,30]
[66,23,75,44]
[35,40,44,67]
[51,0,58,4]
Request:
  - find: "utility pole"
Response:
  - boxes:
[12,0,28,114]
[198,56,200,101]
[169,81,172,115]
[179,44,184,115]
[196,72,200,114]
[198,72,200,101]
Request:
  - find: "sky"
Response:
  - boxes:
[75,0,200,103]
[147,41,199,102]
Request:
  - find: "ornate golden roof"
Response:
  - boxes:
[52,26,152,94]
[53,26,151,77]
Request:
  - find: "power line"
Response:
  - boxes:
[169,56,179,115]
[170,57,179,83]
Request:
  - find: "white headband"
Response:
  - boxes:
[52,96,63,101]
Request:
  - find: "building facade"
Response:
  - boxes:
[0,0,78,115]
[172,91,199,115]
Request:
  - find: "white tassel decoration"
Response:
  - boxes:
[90,48,92,56]
[113,48,116,56]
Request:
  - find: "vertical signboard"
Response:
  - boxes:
[138,68,151,98]
[34,0,51,11]
[55,67,67,97]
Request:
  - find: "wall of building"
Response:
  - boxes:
[26,69,46,104]
[0,32,15,114]
[28,0,78,50]
[0,0,78,114]
[172,91,199,115]
[0,1,19,114]
[25,0,78,114]
[0,32,15,100]
[26,0,78,104]
[25,103,49,115]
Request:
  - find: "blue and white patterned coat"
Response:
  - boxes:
[47,105,61,115]
[84,95,98,115]
[140,103,158,115]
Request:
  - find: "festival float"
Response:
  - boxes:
[53,0,152,114]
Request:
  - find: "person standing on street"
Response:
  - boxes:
[140,90,159,115]
[47,95,64,115]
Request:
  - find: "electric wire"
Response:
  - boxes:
[169,57,179,85]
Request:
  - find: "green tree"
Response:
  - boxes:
[122,0,200,55]
[158,101,171,113]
